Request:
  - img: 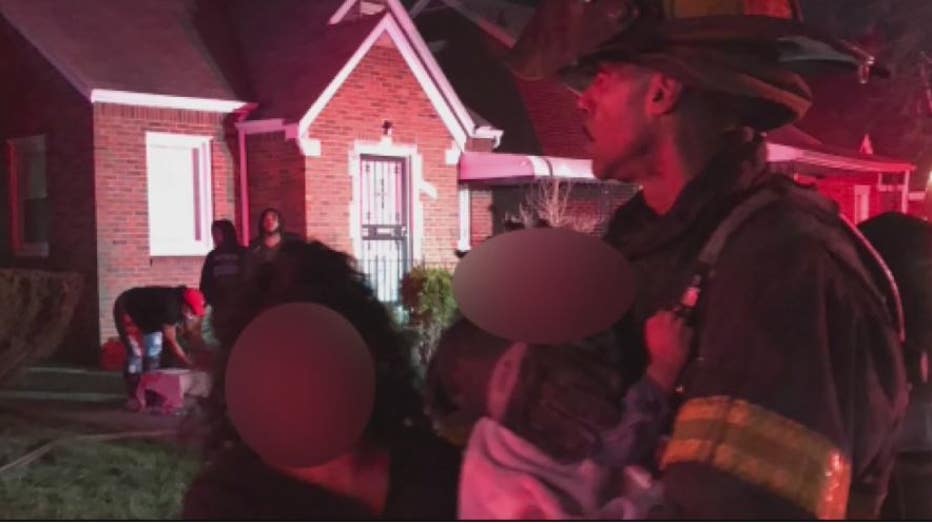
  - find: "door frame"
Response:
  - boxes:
[349,137,434,268]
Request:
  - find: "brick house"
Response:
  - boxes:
[0,0,501,363]
[0,0,920,365]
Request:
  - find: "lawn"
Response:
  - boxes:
[0,412,200,519]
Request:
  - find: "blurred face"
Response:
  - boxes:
[577,63,656,182]
[212,226,224,248]
[263,212,280,235]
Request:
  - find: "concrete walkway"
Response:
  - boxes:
[0,366,209,446]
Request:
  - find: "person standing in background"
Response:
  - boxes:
[249,208,301,265]
[200,219,247,311]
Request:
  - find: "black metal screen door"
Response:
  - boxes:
[359,155,411,311]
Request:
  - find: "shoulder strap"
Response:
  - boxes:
[673,188,782,318]
[673,185,905,343]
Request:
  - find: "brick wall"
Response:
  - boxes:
[469,187,494,246]
[93,104,237,343]
[0,19,99,363]
[304,42,460,268]
[244,131,306,240]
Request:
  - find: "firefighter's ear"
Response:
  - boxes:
[646,73,685,116]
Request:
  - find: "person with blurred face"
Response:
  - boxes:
[182,241,461,519]
[439,0,908,518]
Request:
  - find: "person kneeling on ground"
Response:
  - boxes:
[113,285,206,410]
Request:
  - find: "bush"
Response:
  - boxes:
[0,269,83,386]
[400,265,457,376]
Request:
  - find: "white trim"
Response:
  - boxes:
[329,0,360,24]
[408,0,435,17]
[91,89,252,113]
[475,125,504,149]
[237,124,251,245]
[298,137,323,157]
[432,0,517,47]
[765,143,916,173]
[445,142,461,166]
[7,135,50,258]
[330,0,387,23]
[236,119,287,134]
[384,0,480,135]
[459,151,595,183]
[145,132,214,257]
[349,138,429,264]
[798,150,915,173]
[457,185,471,251]
[902,170,911,213]
[909,191,927,202]
[853,185,871,223]
[316,1,505,149]
[298,14,471,150]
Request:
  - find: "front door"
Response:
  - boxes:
[359,155,411,314]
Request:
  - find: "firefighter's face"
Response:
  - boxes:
[578,63,676,182]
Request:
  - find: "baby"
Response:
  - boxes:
[428,313,691,519]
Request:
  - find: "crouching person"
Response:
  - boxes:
[113,285,206,410]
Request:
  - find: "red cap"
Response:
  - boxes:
[183,288,206,317]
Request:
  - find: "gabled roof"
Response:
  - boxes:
[0,0,251,103]
[237,0,499,150]
[237,11,383,121]
[414,3,589,158]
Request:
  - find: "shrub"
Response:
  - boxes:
[400,265,457,377]
[0,269,83,386]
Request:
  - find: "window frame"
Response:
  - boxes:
[144,132,214,257]
[7,135,49,258]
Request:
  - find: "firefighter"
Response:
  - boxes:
[440,0,908,518]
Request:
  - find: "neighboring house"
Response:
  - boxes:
[0,0,920,364]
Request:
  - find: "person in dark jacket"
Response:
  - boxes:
[199,219,247,311]
[435,0,907,519]
[248,208,301,265]
[113,286,206,409]
[182,240,460,520]
[860,212,932,520]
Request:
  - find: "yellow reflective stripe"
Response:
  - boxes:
[661,396,851,519]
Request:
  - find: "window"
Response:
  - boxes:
[7,135,49,257]
[145,132,213,256]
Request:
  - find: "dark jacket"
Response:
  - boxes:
[247,232,303,265]
[199,245,248,308]
[601,137,907,519]
[182,427,462,520]
[117,286,186,334]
